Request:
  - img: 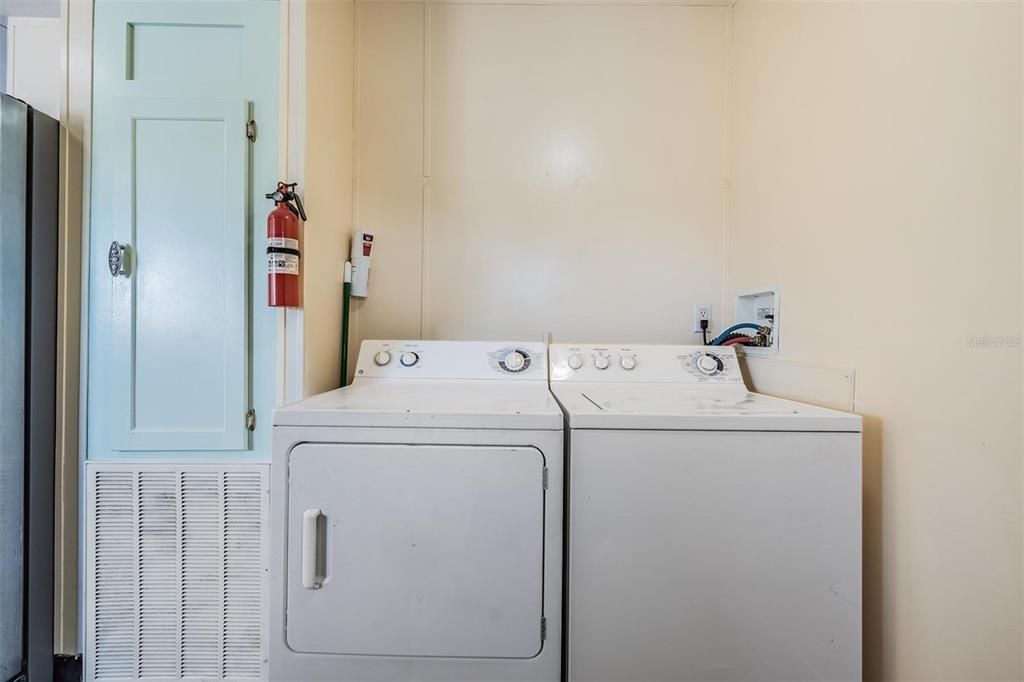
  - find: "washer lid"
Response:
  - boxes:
[274,380,563,430]
[551,384,862,432]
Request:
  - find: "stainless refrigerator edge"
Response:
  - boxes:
[0,93,59,682]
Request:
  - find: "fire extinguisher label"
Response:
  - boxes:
[267,237,299,251]
[268,253,299,275]
[267,237,300,276]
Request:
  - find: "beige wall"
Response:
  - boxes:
[302,0,355,393]
[305,1,1024,677]
[353,2,731,348]
[730,2,1022,679]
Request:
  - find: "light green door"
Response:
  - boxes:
[89,1,279,460]
[110,97,250,452]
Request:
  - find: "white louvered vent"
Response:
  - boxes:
[86,463,268,682]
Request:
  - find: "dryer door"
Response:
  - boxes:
[286,443,546,659]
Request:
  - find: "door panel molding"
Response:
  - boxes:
[110,97,250,453]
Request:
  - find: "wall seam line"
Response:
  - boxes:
[722,0,735,334]
[349,0,362,357]
[420,3,431,339]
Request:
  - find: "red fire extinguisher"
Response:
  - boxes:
[265,182,307,307]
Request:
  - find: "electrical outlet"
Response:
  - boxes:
[693,304,711,333]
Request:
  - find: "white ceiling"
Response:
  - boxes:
[2,0,60,24]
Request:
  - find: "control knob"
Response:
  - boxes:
[503,350,527,372]
[619,355,637,370]
[593,355,610,370]
[373,350,392,366]
[695,352,723,375]
[567,353,584,370]
[400,351,420,367]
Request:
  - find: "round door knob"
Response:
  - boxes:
[373,350,392,366]
[696,353,721,375]
[400,351,420,367]
[594,355,610,370]
[619,355,637,370]
[503,351,527,371]
[567,353,584,370]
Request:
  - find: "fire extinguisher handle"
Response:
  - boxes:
[266,182,307,221]
[291,192,307,222]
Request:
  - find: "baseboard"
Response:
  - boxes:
[53,654,82,682]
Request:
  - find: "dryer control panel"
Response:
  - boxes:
[549,344,745,385]
[355,340,548,381]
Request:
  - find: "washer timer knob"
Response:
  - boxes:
[619,355,637,370]
[593,355,611,370]
[567,353,584,370]
[400,351,420,367]
[695,352,724,375]
[373,350,392,366]
[503,350,527,372]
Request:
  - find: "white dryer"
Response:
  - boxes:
[549,343,862,682]
[271,340,563,682]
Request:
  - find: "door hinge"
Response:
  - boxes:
[542,467,549,490]
[246,119,257,142]
[246,409,256,431]
[540,617,547,640]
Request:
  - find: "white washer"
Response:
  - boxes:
[550,344,862,682]
[271,340,563,682]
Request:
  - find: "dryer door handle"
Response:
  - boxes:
[301,508,324,589]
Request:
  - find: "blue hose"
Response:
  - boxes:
[710,322,761,346]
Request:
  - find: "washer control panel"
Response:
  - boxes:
[550,344,745,385]
[356,340,546,380]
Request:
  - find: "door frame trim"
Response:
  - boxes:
[280,0,306,405]
[57,0,92,658]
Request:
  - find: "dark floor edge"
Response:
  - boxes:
[53,654,81,682]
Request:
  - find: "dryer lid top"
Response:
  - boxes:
[275,340,562,430]
[274,380,563,430]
